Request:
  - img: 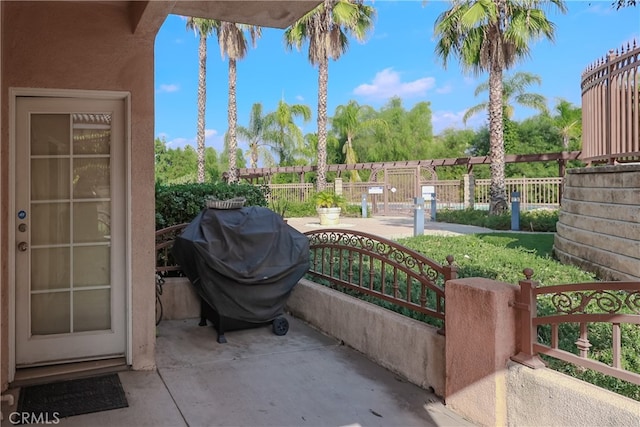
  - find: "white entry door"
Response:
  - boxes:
[15,97,126,366]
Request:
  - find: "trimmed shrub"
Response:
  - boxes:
[436,208,558,232]
[155,182,269,229]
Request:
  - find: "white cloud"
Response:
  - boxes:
[295,94,305,102]
[353,68,435,100]
[157,84,179,93]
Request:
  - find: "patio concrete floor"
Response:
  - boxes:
[28,315,474,427]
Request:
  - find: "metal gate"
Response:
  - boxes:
[369,166,436,216]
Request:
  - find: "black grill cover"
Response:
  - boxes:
[172,206,309,323]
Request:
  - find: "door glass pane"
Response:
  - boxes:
[74,246,110,287]
[73,289,111,332]
[73,113,111,155]
[31,158,70,201]
[28,110,114,338]
[31,203,70,245]
[31,248,70,291]
[32,292,70,335]
[73,202,111,243]
[31,114,70,155]
[73,158,110,199]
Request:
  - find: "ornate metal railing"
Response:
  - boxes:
[511,268,640,385]
[304,229,457,326]
[155,223,189,275]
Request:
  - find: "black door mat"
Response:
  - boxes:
[17,373,128,422]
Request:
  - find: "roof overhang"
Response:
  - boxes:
[171,1,321,29]
[130,0,321,36]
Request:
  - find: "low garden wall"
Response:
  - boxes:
[286,279,446,396]
[555,164,640,281]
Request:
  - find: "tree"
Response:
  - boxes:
[434,0,566,214]
[331,100,387,181]
[284,0,375,191]
[362,97,433,162]
[552,98,581,150]
[154,137,200,184]
[213,21,261,183]
[265,99,312,166]
[186,18,217,183]
[613,0,636,8]
[463,71,548,124]
[237,102,274,169]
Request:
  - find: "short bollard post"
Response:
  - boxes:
[430,193,437,221]
[361,194,368,218]
[414,197,424,236]
[511,191,520,231]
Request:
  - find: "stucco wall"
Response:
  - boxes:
[1,1,159,388]
[506,361,640,426]
[555,164,640,281]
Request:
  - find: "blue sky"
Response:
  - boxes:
[154,1,639,153]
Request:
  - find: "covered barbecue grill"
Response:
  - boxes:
[172,205,309,343]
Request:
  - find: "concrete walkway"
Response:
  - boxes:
[286,216,494,239]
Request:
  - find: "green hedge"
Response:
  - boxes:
[436,208,559,232]
[155,182,269,229]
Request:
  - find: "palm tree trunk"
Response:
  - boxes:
[228,58,238,183]
[316,55,329,191]
[250,142,258,169]
[196,34,207,183]
[488,63,508,215]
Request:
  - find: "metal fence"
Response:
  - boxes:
[581,41,640,163]
[267,176,563,213]
[267,183,315,204]
[475,177,562,210]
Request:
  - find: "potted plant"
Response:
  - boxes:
[314,190,346,226]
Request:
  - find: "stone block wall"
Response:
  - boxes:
[555,164,640,281]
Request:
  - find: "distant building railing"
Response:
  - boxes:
[512,269,640,386]
[581,41,640,163]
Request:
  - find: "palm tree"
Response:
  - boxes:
[213,21,261,183]
[186,18,217,183]
[332,100,387,182]
[434,0,566,214]
[237,103,273,169]
[284,0,375,191]
[265,99,312,166]
[463,71,548,124]
[552,98,581,150]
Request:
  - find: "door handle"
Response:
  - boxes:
[17,242,28,252]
